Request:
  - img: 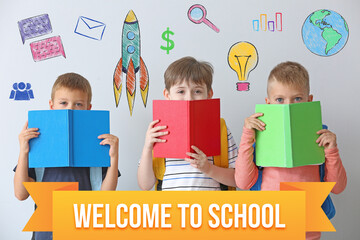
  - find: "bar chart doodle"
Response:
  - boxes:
[253,13,282,32]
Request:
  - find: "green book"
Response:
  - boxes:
[255,101,325,168]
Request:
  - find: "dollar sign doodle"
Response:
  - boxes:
[160,27,174,54]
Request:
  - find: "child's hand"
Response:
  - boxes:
[316,129,337,149]
[244,113,265,131]
[98,134,119,159]
[18,121,40,154]
[185,146,210,174]
[144,120,168,151]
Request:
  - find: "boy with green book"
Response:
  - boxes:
[235,61,347,240]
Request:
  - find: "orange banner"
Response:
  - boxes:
[280,182,336,232]
[23,182,335,240]
[22,182,78,231]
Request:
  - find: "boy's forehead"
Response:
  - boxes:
[267,79,306,95]
[54,87,88,99]
[171,79,206,88]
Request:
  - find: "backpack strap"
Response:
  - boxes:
[250,143,262,191]
[319,163,336,219]
[153,155,166,191]
[213,118,236,191]
[214,118,235,191]
[213,118,228,169]
[319,124,336,219]
[34,168,45,182]
[90,167,103,191]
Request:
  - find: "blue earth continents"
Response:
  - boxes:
[302,9,349,56]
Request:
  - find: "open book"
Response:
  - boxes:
[255,101,325,168]
[28,110,110,168]
[153,99,220,158]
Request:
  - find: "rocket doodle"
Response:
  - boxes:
[113,10,149,115]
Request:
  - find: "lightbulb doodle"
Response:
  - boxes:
[113,10,149,116]
[253,13,282,32]
[227,42,259,91]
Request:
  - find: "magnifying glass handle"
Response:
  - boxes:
[202,18,220,33]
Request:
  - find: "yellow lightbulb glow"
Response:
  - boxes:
[228,42,259,81]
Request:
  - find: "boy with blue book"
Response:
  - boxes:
[235,61,347,240]
[14,73,120,240]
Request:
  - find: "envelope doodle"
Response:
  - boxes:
[18,14,53,44]
[30,36,66,62]
[74,16,106,40]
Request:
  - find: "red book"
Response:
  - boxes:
[153,99,220,158]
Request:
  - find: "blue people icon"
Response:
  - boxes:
[9,82,34,101]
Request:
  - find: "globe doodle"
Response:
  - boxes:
[302,9,349,56]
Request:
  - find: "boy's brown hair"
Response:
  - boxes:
[51,73,92,103]
[164,56,213,91]
[268,61,310,94]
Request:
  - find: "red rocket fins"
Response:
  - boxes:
[113,58,123,107]
[139,57,149,107]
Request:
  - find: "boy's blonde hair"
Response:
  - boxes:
[268,61,310,94]
[51,73,92,103]
[164,56,213,91]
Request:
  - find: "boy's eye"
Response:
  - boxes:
[275,98,283,103]
[76,103,83,107]
[294,97,302,102]
[195,90,202,94]
[60,101,67,105]
[177,90,184,94]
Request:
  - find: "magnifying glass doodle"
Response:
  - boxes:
[188,4,220,33]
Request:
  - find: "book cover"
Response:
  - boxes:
[28,110,110,168]
[255,101,325,168]
[153,99,220,158]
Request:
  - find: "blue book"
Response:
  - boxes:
[28,110,110,168]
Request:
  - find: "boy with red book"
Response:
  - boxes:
[138,57,237,191]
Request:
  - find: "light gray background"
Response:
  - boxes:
[1,0,358,239]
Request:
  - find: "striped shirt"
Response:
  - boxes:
[162,127,237,191]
